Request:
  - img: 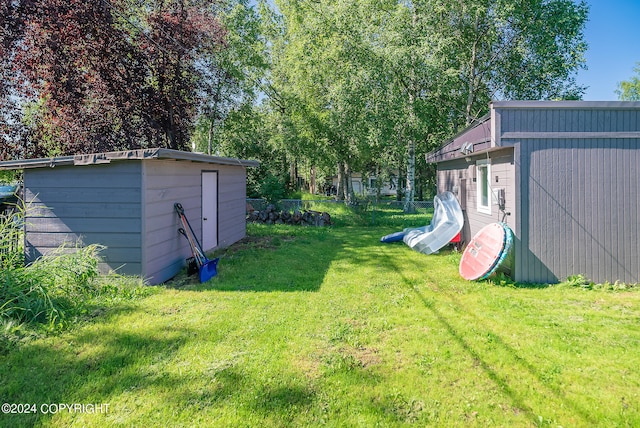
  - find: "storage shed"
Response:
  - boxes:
[426,101,640,284]
[0,148,259,285]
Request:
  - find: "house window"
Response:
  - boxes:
[476,159,491,214]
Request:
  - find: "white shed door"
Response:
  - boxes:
[202,171,218,250]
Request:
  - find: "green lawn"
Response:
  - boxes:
[1,209,639,427]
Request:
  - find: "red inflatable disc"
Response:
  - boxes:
[459,223,507,280]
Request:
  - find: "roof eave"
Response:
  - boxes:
[0,148,260,170]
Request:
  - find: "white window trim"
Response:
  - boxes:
[476,159,492,215]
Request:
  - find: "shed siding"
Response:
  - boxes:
[217,164,248,248]
[141,161,248,284]
[511,137,640,284]
[436,148,516,247]
[142,160,203,284]
[24,162,143,275]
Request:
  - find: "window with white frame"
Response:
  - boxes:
[476,159,491,214]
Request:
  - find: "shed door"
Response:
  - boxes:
[202,171,218,250]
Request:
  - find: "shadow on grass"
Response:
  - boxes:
[166,226,346,293]
[382,253,597,426]
[0,318,195,427]
[1,316,321,426]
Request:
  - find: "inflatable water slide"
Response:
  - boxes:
[380,191,464,255]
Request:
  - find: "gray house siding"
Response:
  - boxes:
[497,104,640,283]
[142,160,202,285]
[436,148,516,247]
[509,137,640,284]
[428,101,640,284]
[217,164,247,249]
[24,162,143,275]
[497,102,640,284]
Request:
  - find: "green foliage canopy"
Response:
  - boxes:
[617,63,640,101]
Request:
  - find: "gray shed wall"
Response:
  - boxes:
[24,162,143,275]
[22,157,249,285]
[436,148,516,249]
[217,164,248,248]
[142,160,202,284]
[496,105,640,284]
[141,160,248,284]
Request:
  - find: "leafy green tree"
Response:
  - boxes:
[429,0,588,126]
[616,63,640,101]
[193,0,270,155]
[259,0,588,208]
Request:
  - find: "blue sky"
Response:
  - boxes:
[578,0,640,100]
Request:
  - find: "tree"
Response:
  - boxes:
[193,0,270,156]
[616,63,640,101]
[0,0,225,160]
[429,0,588,127]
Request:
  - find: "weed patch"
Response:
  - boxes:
[0,208,156,353]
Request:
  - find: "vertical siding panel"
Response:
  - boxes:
[572,139,581,277]
[516,141,528,282]
[578,138,587,277]
[612,140,620,281]
[591,140,601,281]
[598,139,609,281]
[561,139,571,278]
[579,109,587,132]
[217,164,248,249]
[634,140,640,280]
[619,140,629,281]
[635,138,639,282]
[143,160,201,284]
[605,139,615,281]
[530,140,541,281]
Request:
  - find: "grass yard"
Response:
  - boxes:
[1,206,639,427]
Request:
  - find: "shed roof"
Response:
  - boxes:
[425,114,491,163]
[425,101,640,164]
[0,148,259,170]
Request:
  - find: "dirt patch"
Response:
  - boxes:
[217,235,296,255]
[346,345,382,368]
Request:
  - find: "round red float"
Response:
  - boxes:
[459,223,507,280]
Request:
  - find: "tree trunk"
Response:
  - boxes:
[344,162,354,204]
[207,117,214,155]
[404,92,416,213]
[336,162,344,201]
[310,165,316,195]
[289,159,297,190]
[404,137,416,213]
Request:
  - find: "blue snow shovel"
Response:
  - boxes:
[175,203,219,283]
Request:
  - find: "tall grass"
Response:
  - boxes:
[0,209,156,353]
[0,205,23,270]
